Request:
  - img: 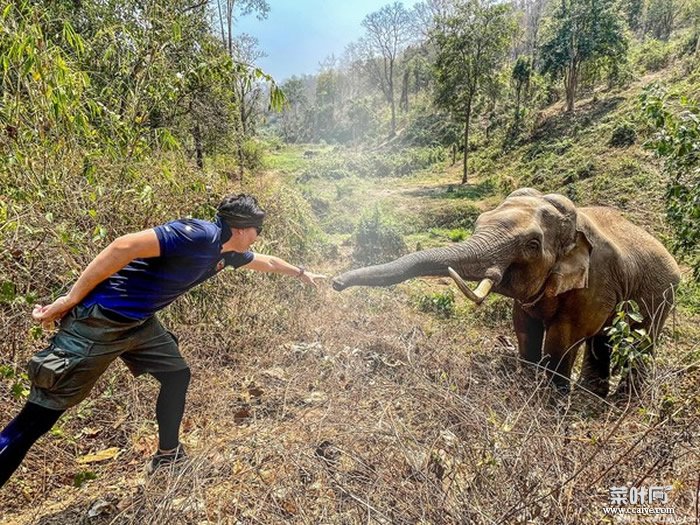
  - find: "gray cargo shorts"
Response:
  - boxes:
[27,303,188,410]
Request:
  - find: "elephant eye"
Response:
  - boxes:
[527,238,541,251]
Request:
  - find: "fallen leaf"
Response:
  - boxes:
[77,447,121,464]
[234,407,251,424]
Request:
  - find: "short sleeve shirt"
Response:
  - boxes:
[82,218,253,319]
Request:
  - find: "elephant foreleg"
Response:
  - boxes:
[579,334,611,398]
[542,321,585,393]
[513,302,544,364]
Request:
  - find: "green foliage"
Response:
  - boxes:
[416,288,455,318]
[604,300,653,375]
[634,38,673,72]
[640,84,700,277]
[300,147,445,181]
[401,105,462,147]
[0,0,282,176]
[432,0,516,181]
[676,279,700,314]
[353,208,407,265]
[447,228,467,242]
[73,470,98,488]
[432,1,516,116]
[242,139,265,172]
[608,122,637,147]
[645,0,678,41]
[540,0,627,111]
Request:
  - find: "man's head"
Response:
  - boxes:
[217,194,265,251]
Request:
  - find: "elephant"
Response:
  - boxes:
[332,188,681,396]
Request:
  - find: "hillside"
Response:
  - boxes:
[1,57,698,525]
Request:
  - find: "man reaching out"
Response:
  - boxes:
[0,193,325,486]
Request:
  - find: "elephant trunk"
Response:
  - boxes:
[332,233,510,297]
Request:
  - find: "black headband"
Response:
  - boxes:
[216,211,265,229]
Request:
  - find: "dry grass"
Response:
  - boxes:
[1,133,699,523]
[1,272,698,524]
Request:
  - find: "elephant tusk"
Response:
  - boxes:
[447,267,493,305]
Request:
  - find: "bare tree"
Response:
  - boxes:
[212,0,270,55]
[210,0,269,177]
[232,34,266,136]
[360,2,414,137]
[413,0,456,36]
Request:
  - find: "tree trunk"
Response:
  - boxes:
[389,90,396,137]
[462,100,472,184]
[388,61,396,137]
[565,63,577,113]
[193,122,203,169]
[452,143,457,166]
[400,69,409,112]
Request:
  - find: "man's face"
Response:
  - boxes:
[230,227,259,252]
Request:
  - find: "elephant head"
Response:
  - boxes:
[332,188,593,305]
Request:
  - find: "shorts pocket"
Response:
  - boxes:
[27,341,92,391]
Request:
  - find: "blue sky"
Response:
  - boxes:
[236,0,420,82]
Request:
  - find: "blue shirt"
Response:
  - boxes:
[82,217,254,319]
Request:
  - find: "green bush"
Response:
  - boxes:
[447,228,468,242]
[242,139,265,172]
[352,208,407,265]
[604,300,653,376]
[417,288,456,318]
[641,84,700,278]
[609,123,637,147]
[299,147,445,181]
[634,39,672,72]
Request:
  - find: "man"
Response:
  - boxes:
[0,193,325,486]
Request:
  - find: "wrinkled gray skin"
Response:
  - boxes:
[333,188,681,396]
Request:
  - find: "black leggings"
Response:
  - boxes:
[152,368,191,450]
[0,402,64,488]
[0,367,191,488]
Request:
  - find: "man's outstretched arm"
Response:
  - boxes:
[32,229,161,327]
[242,253,326,287]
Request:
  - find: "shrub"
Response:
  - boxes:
[352,208,407,265]
[634,39,672,72]
[604,300,653,376]
[299,148,445,181]
[447,228,468,242]
[609,123,637,147]
[242,139,265,172]
[641,84,700,278]
[417,288,456,318]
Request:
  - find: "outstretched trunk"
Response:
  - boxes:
[333,233,512,291]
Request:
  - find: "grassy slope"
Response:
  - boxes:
[2,66,699,524]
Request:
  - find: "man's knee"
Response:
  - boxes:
[152,368,191,392]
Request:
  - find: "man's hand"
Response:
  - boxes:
[298,271,326,288]
[32,295,77,330]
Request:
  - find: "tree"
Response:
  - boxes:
[212,0,270,57]
[622,0,645,34]
[211,0,270,175]
[432,0,516,183]
[360,2,414,137]
[540,0,627,113]
[277,76,311,143]
[645,0,678,41]
[641,85,700,278]
[512,55,532,121]
[232,34,267,137]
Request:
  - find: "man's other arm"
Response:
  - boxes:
[32,229,161,326]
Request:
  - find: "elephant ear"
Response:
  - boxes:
[544,230,593,297]
[543,193,577,245]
